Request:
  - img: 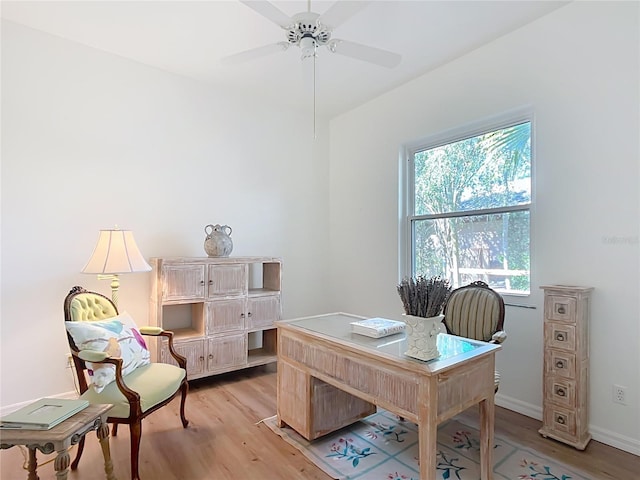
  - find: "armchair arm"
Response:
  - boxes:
[157,330,188,371]
[139,326,187,369]
[72,351,142,416]
[78,349,109,362]
[139,326,164,336]
[491,330,507,344]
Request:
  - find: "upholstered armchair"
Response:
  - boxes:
[63,286,189,480]
[442,280,507,391]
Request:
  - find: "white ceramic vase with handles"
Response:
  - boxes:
[403,314,445,361]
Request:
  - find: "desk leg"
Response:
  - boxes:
[53,448,70,480]
[27,448,39,480]
[479,396,495,480]
[418,417,437,480]
[97,421,118,480]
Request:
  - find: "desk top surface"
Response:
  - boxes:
[277,312,499,372]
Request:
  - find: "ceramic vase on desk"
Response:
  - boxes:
[403,314,445,361]
[397,275,451,362]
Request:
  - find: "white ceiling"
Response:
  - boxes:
[1,1,568,118]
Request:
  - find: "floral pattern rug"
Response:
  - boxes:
[262,409,592,480]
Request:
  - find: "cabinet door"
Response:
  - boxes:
[160,339,205,377]
[207,264,247,297]
[207,298,245,334]
[162,265,206,301]
[207,334,246,371]
[247,295,281,330]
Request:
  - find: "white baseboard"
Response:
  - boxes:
[496,392,640,456]
[589,425,640,456]
[496,392,543,420]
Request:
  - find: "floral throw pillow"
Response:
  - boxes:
[65,311,150,393]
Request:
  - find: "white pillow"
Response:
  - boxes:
[65,311,150,393]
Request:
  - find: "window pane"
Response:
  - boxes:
[413,210,530,294]
[414,122,531,215]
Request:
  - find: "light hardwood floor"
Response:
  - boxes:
[1,365,637,479]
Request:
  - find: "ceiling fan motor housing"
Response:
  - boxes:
[286,12,331,47]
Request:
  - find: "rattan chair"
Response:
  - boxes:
[64,286,189,480]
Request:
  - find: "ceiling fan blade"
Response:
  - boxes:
[239,0,293,28]
[327,39,401,68]
[319,1,371,29]
[221,42,290,65]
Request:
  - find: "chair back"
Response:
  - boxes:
[443,281,505,342]
[63,286,119,391]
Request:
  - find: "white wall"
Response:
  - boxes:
[328,2,639,453]
[0,21,331,407]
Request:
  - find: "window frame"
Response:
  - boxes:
[400,108,535,297]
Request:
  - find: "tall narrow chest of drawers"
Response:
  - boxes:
[539,285,593,449]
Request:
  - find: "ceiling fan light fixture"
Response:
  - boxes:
[300,36,317,59]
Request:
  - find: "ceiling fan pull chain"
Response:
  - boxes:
[313,52,317,139]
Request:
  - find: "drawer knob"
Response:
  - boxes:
[208,280,213,285]
[556,305,566,314]
[555,332,565,342]
[199,356,204,362]
[200,280,205,286]
[241,313,245,318]
[555,360,565,369]
[247,312,252,317]
[555,387,566,397]
[556,415,566,425]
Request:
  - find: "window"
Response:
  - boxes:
[406,119,531,294]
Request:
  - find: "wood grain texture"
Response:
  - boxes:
[1,365,637,480]
[540,286,593,449]
[149,257,281,382]
[276,318,498,480]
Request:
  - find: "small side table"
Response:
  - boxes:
[0,403,117,480]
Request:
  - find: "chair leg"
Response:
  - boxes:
[70,435,85,470]
[179,380,189,428]
[112,423,118,436]
[129,421,142,480]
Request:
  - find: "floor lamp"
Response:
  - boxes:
[81,228,151,308]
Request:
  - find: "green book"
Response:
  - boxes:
[0,398,89,430]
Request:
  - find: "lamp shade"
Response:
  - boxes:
[81,229,151,274]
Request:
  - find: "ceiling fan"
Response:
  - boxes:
[222,0,402,68]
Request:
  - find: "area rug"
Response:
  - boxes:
[262,409,592,480]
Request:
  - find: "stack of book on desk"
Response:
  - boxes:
[0,398,89,430]
[350,317,406,338]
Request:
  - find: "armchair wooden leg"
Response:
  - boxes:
[112,423,118,436]
[129,421,142,480]
[179,380,189,428]
[70,435,85,470]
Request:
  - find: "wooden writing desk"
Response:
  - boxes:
[276,313,500,480]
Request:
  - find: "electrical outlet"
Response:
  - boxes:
[612,384,627,405]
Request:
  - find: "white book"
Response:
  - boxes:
[351,317,406,338]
